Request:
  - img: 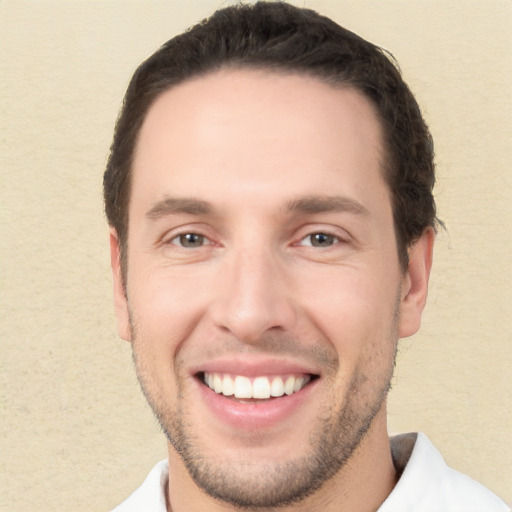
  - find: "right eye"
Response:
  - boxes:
[169,233,209,248]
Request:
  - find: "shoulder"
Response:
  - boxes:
[110,459,169,512]
[380,432,510,512]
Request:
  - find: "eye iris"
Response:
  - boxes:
[311,233,334,247]
[180,233,204,247]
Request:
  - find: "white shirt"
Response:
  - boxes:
[112,433,509,511]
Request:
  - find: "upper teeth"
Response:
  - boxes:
[203,373,311,399]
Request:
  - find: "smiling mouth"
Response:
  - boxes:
[200,372,317,400]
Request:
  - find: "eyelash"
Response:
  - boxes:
[168,232,211,248]
[298,232,342,248]
[165,230,345,250]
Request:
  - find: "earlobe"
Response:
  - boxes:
[398,228,435,338]
[110,228,132,342]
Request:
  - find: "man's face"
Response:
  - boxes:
[111,69,429,508]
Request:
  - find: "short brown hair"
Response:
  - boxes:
[104,1,437,274]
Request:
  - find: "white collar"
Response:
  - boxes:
[112,433,509,512]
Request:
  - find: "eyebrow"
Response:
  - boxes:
[145,194,369,221]
[146,197,212,220]
[285,195,369,216]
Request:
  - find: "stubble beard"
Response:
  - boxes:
[130,309,399,509]
[166,370,393,510]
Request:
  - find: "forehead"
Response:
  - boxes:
[131,69,388,214]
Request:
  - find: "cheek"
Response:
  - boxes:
[295,266,399,360]
[128,266,211,341]
[301,266,387,315]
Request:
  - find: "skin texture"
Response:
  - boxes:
[110,69,433,511]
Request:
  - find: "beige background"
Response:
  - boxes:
[1,1,510,510]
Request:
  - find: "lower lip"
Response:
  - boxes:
[195,378,317,431]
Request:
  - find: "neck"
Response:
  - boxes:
[165,407,396,512]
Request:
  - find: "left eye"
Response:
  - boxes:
[170,233,209,248]
[300,233,339,248]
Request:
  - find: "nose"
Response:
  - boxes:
[210,246,296,344]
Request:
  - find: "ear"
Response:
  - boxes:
[398,227,435,338]
[110,228,132,342]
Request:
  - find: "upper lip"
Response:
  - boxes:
[190,355,321,378]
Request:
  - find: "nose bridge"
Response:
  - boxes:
[211,240,294,343]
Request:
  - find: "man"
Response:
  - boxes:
[104,2,509,511]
